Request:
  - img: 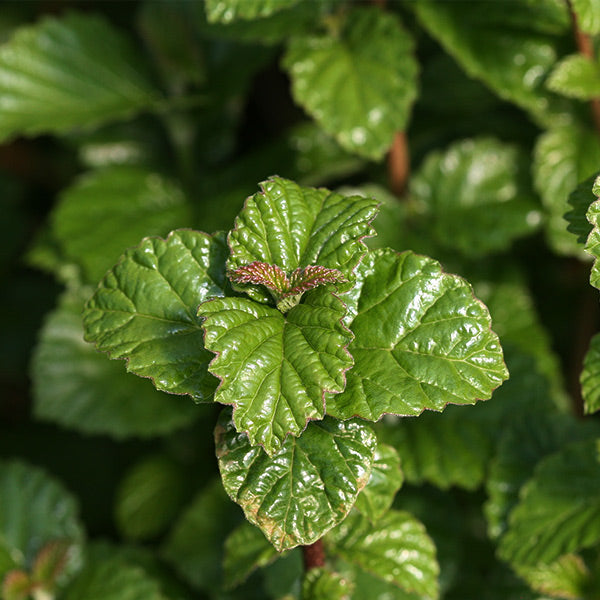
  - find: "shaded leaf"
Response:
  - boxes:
[115,455,187,541]
[327,249,508,421]
[410,138,541,256]
[499,439,600,566]
[33,291,198,438]
[485,412,599,540]
[0,12,160,142]
[0,461,84,582]
[31,540,74,590]
[223,522,278,589]
[565,172,600,245]
[327,510,439,599]
[582,332,600,414]
[547,54,600,100]
[414,0,568,122]
[162,479,241,591]
[302,567,353,600]
[283,7,418,160]
[205,0,300,24]
[52,167,192,285]
[62,556,165,600]
[2,571,32,600]
[533,124,600,255]
[227,176,377,303]
[200,289,352,455]
[83,230,228,401]
[572,0,600,34]
[354,444,403,522]
[215,410,377,551]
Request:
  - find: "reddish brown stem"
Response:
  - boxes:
[302,539,325,571]
[568,0,600,136]
[388,131,410,197]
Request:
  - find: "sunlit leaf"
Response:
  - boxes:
[547,54,600,100]
[215,410,376,551]
[571,0,600,34]
[205,0,300,24]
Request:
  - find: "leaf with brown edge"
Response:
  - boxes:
[200,286,353,456]
[215,409,377,551]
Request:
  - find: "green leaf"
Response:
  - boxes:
[1,570,31,600]
[410,138,541,256]
[302,567,353,600]
[582,333,600,414]
[205,0,300,24]
[335,562,422,600]
[283,7,417,160]
[413,0,568,122]
[327,249,508,421]
[0,12,160,142]
[517,554,593,600]
[499,439,600,567]
[565,172,600,245]
[533,124,600,256]
[0,461,84,581]
[200,288,353,456]
[33,291,198,438]
[484,412,599,540]
[572,0,600,34]
[162,479,240,591]
[223,522,278,589]
[62,556,165,600]
[31,540,74,590]
[52,167,192,285]
[385,406,494,491]
[326,510,439,599]
[227,176,378,303]
[115,455,187,541]
[547,54,600,100]
[83,229,228,402]
[354,444,403,522]
[586,198,600,289]
[215,410,377,551]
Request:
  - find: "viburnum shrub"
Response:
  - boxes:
[4,0,600,599]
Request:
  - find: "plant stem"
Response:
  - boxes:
[388,131,410,197]
[568,0,600,136]
[303,539,325,571]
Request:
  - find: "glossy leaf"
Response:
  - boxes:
[223,522,278,589]
[533,125,600,255]
[517,554,593,600]
[283,7,418,160]
[572,0,600,34]
[335,562,422,600]
[354,444,403,522]
[227,176,377,303]
[52,167,191,284]
[586,198,600,289]
[0,461,84,581]
[83,230,228,402]
[547,54,600,100]
[499,439,600,566]
[302,567,353,600]
[410,138,541,255]
[62,557,164,600]
[115,455,187,541]
[414,0,568,122]
[205,0,300,24]
[33,291,198,439]
[327,249,508,421]
[0,12,160,142]
[215,410,377,551]
[200,288,353,456]
[162,479,240,591]
[327,510,439,599]
[582,333,600,414]
[565,172,600,245]
[484,412,599,540]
